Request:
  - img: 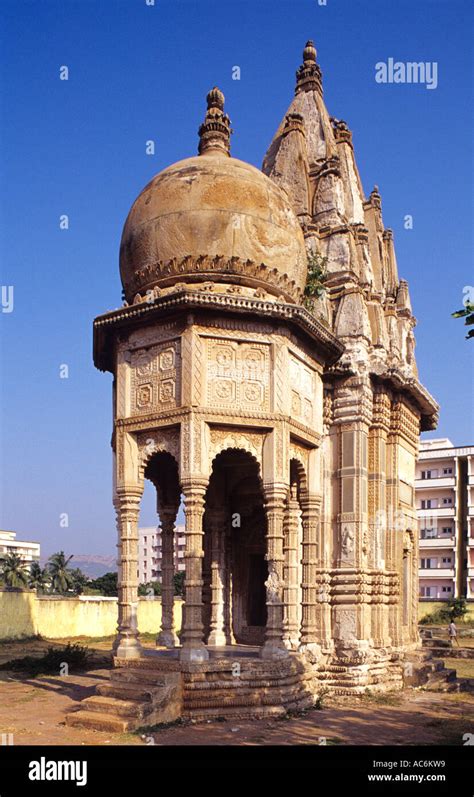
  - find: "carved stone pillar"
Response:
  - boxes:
[156,506,179,648]
[223,521,235,644]
[113,486,143,659]
[332,377,372,654]
[207,508,227,646]
[299,492,321,647]
[369,388,392,647]
[180,479,209,662]
[261,485,289,659]
[283,484,301,649]
[386,400,403,647]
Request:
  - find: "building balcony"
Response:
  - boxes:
[415,477,456,489]
[417,507,455,518]
[419,568,455,578]
[419,537,455,548]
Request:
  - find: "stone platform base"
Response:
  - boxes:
[66,645,420,732]
[66,649,316,731]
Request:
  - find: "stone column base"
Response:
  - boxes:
[156,630,179,649]
[260,642,290,660]
[180,644,209,663]
[207,631,227,647]
[113,635,143,660]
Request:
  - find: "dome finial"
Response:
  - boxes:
[198,86,232,157]
[303,40,317,63]
[296,39,322,96]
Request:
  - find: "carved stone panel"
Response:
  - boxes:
[205,338,271,411]
[289,354,317,426]
[130,339,181,416]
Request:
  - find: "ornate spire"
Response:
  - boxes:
[331,117,353,148]
[296,40,323,95]
[369,185,382,209]
[198,87,232,157]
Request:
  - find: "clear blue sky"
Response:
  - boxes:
[0,0,473,558]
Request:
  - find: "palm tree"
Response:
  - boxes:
[0,552,29,588]
[47,551,75,594]
[28,561,49,592]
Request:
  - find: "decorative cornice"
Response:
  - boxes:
[123,253,304,305]
[94,288,344,373]
[115,407,321,447]
[372,371,439,431]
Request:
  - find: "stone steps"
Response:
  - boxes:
[66,709,132,733]
[66,671,182,732]
[404,650,460,690]
[423,668,457,691]
[82,694,152,719]
[111,669,168,686]
[97,681,156,702]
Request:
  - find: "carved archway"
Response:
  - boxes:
[203,448,267,646]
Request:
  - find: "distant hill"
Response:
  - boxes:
[40,554,117,579]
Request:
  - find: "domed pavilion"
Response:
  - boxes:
[75,43,439,729]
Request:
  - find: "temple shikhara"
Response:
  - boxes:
[70,42,439,729]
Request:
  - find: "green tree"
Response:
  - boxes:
[89,571,118,596]
[173,571,185,597]
[452,301,474,339]
[303,250,327,313]
[47,551,75,594]
[0,552,29,588]
[447,597,468,621]
[138,581,162,597]
[28,561,49,592]
[69,567,90,595]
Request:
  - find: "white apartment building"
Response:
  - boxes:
[416,438,474,601]
[0,530,41,569]
[138,524,185,584]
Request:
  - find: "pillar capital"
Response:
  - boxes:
[181,478,208,498]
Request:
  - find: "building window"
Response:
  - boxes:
[442,557,452,565]
[442,497,453,505]
[442,586,452,593]
[442,468,453,475]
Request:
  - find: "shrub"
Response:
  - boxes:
[0,643,91,676]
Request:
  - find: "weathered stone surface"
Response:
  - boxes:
[120,150,307,304]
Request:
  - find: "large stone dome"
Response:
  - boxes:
[119,89,308,305]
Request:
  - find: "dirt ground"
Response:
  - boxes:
[0,636,472,747]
